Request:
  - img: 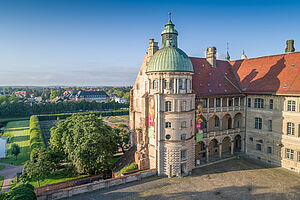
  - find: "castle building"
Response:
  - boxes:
[130,14,300,176]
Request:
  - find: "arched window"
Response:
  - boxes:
[214,116,220,127]
[165,122,171,128]
[165,101,172,112]
[152,80,157,89]
[163,79,167,89]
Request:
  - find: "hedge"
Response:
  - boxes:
[29,115,45,160]
[117,163,138,177]
[37,110,129,121]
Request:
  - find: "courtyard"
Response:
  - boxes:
[66,158,300,200]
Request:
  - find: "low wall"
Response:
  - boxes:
[36,169,157,200]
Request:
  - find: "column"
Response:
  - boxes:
[238,97,241,106]
[214,98,216,108]
[227,98,229,107]
[173,78,176,94]
[220,98,223,108]
[231,141,234,155]
[176,79,179,94]
[219,143,223,158]
[207,98,210,108]
[206,147,209,163]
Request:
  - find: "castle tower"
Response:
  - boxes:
[145,13,195,177]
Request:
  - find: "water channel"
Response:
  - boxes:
[0,136,7,158]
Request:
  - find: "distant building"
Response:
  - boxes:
[111,94,128,103]
[14,91,34,98]
[75,91,110,103]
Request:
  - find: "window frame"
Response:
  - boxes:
[165,122,171,128]
[287,100,296,111]
[248,98,251,108]
[254,98,264,109]
[268,120,272,132]
[181,150,187,161]
[255,117,262,130]
[256,144,262,151]
[165,101,172,112]
[286,148,294,160]
[267,146,272,154]
[287,122,295,135]
[269,99,273,109]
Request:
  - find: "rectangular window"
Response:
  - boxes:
[179,79,183,89]
[267,147,272,154]
[248,98,251,107]
[165,101,172,112]
[216,98,221,107]
[287,122,295,135]
[255,117,262,129]
[298,152,300,162]
[200,98,207,108]
[269,99,273,109]
[254,98,264,108]
[165,122,171,128]
[256,144,261,151]
[287,100,296,111]
[181,134,186,140]
[181,121,187,128]
[268,120,272,132]
[190,120,193,127]
[181,150,187,161]
[286,148,294,160]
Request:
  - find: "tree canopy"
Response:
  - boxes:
[50,114,118,174]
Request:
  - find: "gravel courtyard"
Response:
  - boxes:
[66,158,300,200]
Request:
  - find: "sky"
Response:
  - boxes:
[0,0,299,87]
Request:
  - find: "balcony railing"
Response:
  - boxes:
[203,127,245,139]
[202,106,244,113]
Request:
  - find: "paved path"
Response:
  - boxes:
[0,163,23,193]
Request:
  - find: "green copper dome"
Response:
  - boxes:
[146,46,194,73]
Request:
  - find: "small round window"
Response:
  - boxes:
[166,134,171,140]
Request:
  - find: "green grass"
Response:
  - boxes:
[0,165,5,171]
[117,163,138,177]
[0,117,30,123]
[29,171,87,188]
[0,176,3,190]
[0,120,31,165]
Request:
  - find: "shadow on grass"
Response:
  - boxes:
[4,127,29,132]
[10,135,30,143]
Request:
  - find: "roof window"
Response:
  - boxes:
[224,89,227,92]
[200,83,203,86]
[198,72,201,75]
[209,89,212,92]
[283,84,287,88]
[209,73,212,75]
[291,64,295,68]
[207,83,210,86]
[218,83,222,86]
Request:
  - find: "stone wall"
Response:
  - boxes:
[36,169,157,200]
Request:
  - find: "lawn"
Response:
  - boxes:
[0,176,3,190]
[0,120,31,165]
[0,117,30,123]
[29,170,87,188]
[0,165,5,171]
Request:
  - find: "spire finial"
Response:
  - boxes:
[168,11,171,21]
[225,42,230,61]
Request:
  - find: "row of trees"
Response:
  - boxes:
[21,114,130,187]
[0,95,128,117]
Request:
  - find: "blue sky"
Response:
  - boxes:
[0,0,299,86]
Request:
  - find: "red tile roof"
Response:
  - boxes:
[190,57,241,96]
[230,51,300,94]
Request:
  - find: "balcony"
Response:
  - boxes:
[202,106,244,114]
[203,127,245,139]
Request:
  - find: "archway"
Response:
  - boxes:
[208,138,219,161]
[208,115,220,132]
[222,136,231,157]
[195,141,206,164]
[222,114,232,130]
[234,113,243,128]
[234,134,242,152]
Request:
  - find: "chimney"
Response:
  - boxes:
[285,40,295,53]
[147,39,159,57]
[206,47,217,67]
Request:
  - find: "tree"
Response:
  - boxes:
[21,148,55,187]
[114,124,130,154]
[11,143,20,160]
[1,183,36,200]
[50,114,118,175]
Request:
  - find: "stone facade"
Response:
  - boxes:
[130,15,300,176]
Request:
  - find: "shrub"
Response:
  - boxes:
[118,163,138,177]
[29,116,45,161]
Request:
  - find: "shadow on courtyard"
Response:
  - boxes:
[65,158,300,200]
